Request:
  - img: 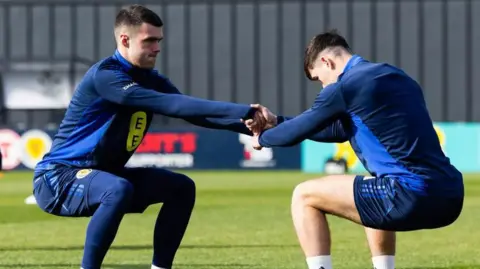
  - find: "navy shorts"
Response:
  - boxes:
[353,175,463,231]
[33,166,193,217]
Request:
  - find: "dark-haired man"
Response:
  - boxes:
[246,30,464,269]
[32,5,265,269]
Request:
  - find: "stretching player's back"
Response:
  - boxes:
[340,61,463,195]
[246,29,464,269]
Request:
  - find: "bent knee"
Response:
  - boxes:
[173,173,196,198]
[291,176,358,219]
[292,180,317,206]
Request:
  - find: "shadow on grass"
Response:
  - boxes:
[107,264,256,269]
[0,243,297,252]
[1,264,478,269]
[403,267,480,269]
[0,263,257,268]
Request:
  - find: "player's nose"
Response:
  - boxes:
[152,43,161,53]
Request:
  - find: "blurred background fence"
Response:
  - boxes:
[0,0,479,172]
[0,0,478,130]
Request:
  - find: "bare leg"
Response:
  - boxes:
[290,175,362,269]
[365,228,396,269]
[291,195,331,256]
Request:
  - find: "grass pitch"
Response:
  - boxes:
[0,171,480,269]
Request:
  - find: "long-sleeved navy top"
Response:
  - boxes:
[261,55,463,196]
[35,51,256,174]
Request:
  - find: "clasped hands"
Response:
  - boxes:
[242,104,277,150]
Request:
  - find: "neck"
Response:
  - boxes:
[117,47,133,64]
[117,47,140,68]
[336,53,353,73]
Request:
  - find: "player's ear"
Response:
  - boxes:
[320,56,330,68]
[322,57,336,71]
[120,34,130,48]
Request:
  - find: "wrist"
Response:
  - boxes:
[242,107,257,120]
[275,115,285,124]
[257,131,265,146]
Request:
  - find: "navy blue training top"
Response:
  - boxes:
[35,51,255,175]
[260,55,463,196]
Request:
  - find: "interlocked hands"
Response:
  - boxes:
[242,104,277,150]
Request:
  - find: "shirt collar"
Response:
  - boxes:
[338,54,365,81]
[113,50,133,70]
[113,50,157,76]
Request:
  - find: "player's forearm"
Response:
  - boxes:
[276,115,349,142]
[259,82,347,147]
[275,115,292,125]
[101,85,255,119]
[259,117,316,147]
[184,117,253,135]
[94,69,256,120]
[129,91,255,119]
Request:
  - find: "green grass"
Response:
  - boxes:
[0,171,480,269]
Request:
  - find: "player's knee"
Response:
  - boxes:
[179,174,196,196]
[172,174,196,201]
[291,181,315,207]
[104,179,134,206]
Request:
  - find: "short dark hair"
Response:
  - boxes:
[303,29,352,80]
[115,5,163,29]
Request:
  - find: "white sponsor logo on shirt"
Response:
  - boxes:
[123,82,137,90]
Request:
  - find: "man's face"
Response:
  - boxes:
[120,23,163,69]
